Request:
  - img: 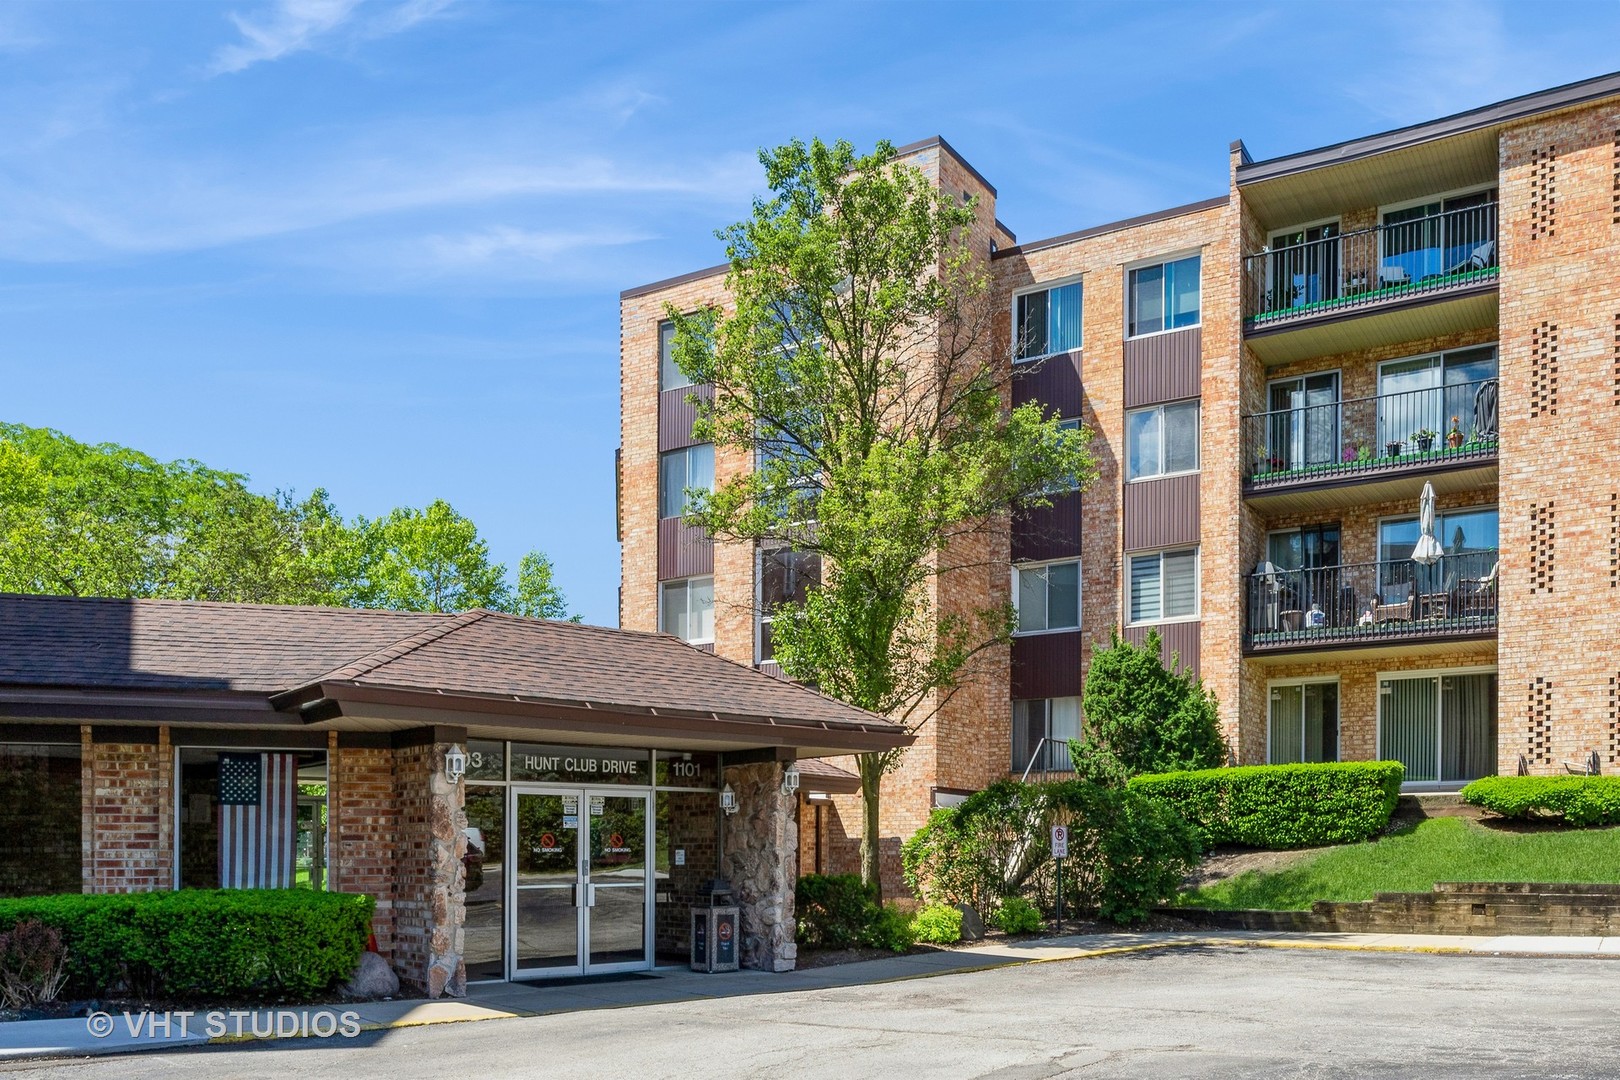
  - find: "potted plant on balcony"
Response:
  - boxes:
[1411,427,1438,453]
[1385,439,1404,458]
[1447,416,1465,449]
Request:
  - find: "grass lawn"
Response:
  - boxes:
[1179,817,1620,911]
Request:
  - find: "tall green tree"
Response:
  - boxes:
[349,499,511,613]
[512,550,579,621]
[0,423,576,619]
[1072,629,1227,780]
[670,138,1098,891]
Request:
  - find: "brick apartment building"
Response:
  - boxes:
[618,71,1620,883]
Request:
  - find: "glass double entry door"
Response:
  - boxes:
[510,787,651,978]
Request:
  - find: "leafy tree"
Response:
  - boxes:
[669,138,1097,891]
[512,550,578,621]
[349,500,510,613]
[0,423,575,618]
[1072,629,1227,780]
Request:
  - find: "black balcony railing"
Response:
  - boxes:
[1244,378,1498,486]
[1244,203,1498,324]
[1013,734,1073,781]
[1246,550,1499,651]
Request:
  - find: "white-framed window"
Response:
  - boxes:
[659,320,692,392]
[1041,417,1084,494]
[1128,547,1198,624]
[1267,679,1340,764]
[1013,279,1083,361]
[1127,254,1200,337]
[660,576,714,644]
[658,443,714,519]
[1376,665,1498,787]
[1126,400,1199,480]
[1375,344,1499,449]
[1014,559,1080,634]
[1012,697,1081,773]
[756,544,821,663]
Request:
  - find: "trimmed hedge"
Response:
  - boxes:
[1129,761,1405,849]
[795,874,915,952]
[0,890,374,1002]
[1461,776,1620,826]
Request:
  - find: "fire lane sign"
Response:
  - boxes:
[1051,825,1068,859]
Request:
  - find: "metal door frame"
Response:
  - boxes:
[506,785,654,980]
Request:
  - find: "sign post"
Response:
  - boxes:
[1050,824,1068,933]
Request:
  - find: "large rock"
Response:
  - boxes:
[340,951,400,1000]
[956,904,986,942]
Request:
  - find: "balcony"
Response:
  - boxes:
[1246,550,1498,657]
[1243,203,1498,364]
[1243,378,1498,511]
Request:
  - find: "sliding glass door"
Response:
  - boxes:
[1267,372,1339,471]
[1269,681,1339,764]
[1379,672,1497,787]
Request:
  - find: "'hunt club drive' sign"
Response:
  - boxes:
[510,745,646,784]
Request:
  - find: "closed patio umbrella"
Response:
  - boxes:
[1412,481,1444,566]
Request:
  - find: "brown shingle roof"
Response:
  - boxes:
[0,594,901,737]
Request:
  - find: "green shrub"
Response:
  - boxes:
[901,779,1199,924]
[1461,776,1620,826]
[860,904,915,953]
[795,874,878,949]
[1129,761,1404,849]
[1073,628,1227,779]
[910,903,963,945]
[991,896,1043,934]
[0,890,374,1002]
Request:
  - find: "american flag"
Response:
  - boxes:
[218,752,299,888]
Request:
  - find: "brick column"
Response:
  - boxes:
[330,744,397,957]
[721,760,798,972]
[86,727,172,893]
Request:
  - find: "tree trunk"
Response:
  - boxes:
[857,753,884,899]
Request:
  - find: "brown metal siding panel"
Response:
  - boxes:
[656,517,713,580]
[1012,493,1082,563]
[1123,327,1201,407]
[1122,621,1200,677]
[1011,631,1084,700]
[1011,350,1083,418]
[1122,474,1201,551]
[658,384,713,451]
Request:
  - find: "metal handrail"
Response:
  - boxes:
[1244,202,1498,322]
[1244,377,1498,483]
[1017,737,1073,783]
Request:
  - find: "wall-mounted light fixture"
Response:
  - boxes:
[781,763,800,796]
[719,783,738,815]
[444,746,468,785]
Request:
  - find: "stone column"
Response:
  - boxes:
[721,760,798,972]
[390,734,467,998]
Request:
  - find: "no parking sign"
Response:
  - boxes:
[1051,825,1068,858]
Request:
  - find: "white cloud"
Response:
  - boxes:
[423,226,654,266]
[207,0,453,76]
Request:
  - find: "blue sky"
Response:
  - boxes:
[3,1,1616,625]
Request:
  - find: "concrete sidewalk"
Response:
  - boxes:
[3,929,1616,1061]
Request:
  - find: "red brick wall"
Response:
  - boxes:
[86,728,172,893]
[330,745,397,955]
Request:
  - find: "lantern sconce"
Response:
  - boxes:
[781,763,800,796]
[720,783,738,816]
[444,746,468,785]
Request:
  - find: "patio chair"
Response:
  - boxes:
[1373,586,1416,623]
[1456,561,1499,618]
[1378,264,1411,288]
[1443,240,1497,276]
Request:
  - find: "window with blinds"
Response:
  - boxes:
[1014,281,1083,361]
[1129,548,1198,623]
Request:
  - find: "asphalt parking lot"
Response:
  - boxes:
[8,946,1618,1079]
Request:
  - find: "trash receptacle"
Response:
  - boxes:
[690,879,740,973]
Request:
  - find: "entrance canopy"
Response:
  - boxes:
[0,595,910,759]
